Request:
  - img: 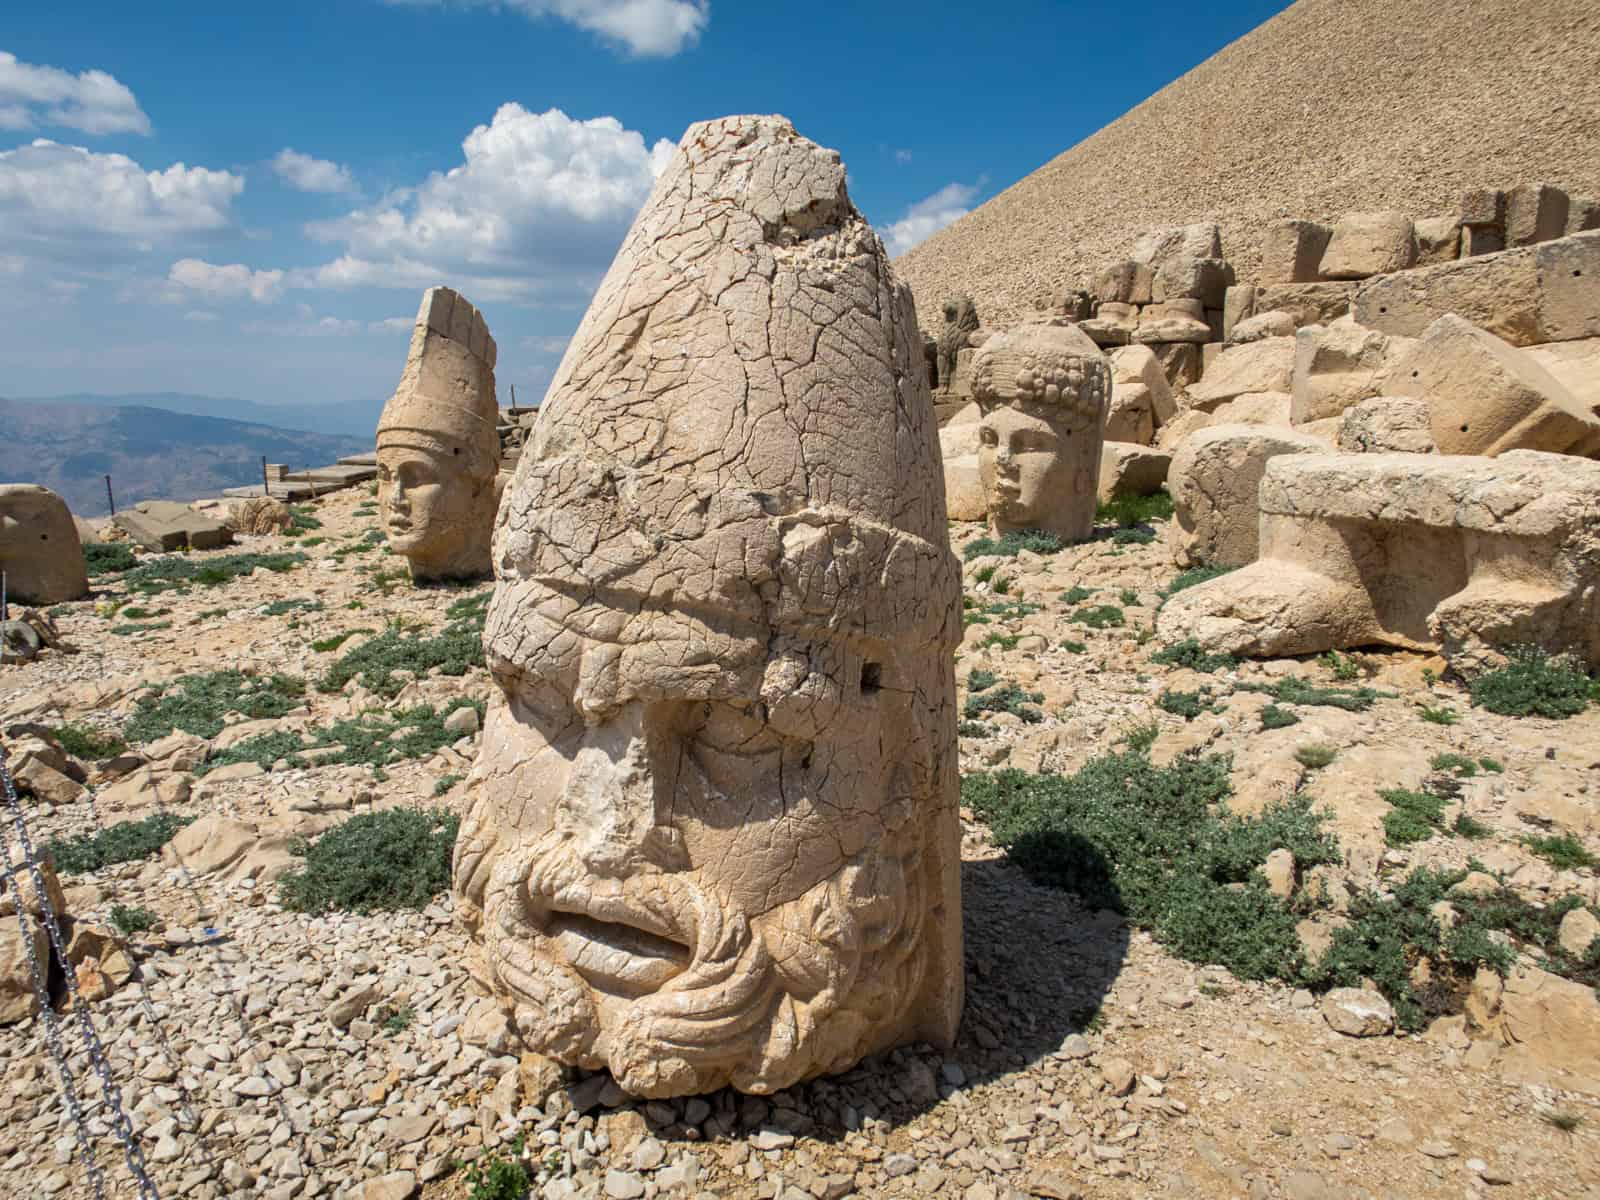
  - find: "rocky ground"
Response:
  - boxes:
[2,485,1598,1200]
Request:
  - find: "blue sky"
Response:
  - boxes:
[1,0,1290,426]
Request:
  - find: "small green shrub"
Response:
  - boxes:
[1470,646,1594,719]
[1320,650,1360,681]
[1096,492,1173,528]
[1060,585,1094,604]
[200,699,484,776]
[432,773,464,798]
[1159,689,1210,720]
[311,629,372,653]
[1059,639,1087,654]
[109,904,157,935]
[1164,565,1235,598]
[378,1004,415,1036]
[317,592,489,698]
[966,668,998,693]
[964,681,1044,724]
[1073,604,1125,630]
[125,670,305,743]
[1430,752,1478,777]
[1151,639,1237,674]
[957,720,994,738]
[1523,833,1598,871]
[1452,814,1491,839]
[962,529,1066,561]
[286,505,322,532]
[50,724,128,761]
[1419,704,1459,726]
[1243,676,1385,712]
[1478,757,1504,774]
[1381,786,1451,846]
[1295,745,1337,769]
[1118,589,1139,606]
[1111,527,1155,545]
[83,542,138,575]
[278,809,460,914]
[964,748,1337,983]
[462,1146,532,1200]
[121,551,306,595]
[110,621,172,637]
[1260,704,1300,730]
[262,598,322,617]
[979,631,1020,651]
[43,814,192,875]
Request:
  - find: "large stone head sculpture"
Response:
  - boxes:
[453,115,964,1098]
[377,287,500,582]
[974,323,1109,542]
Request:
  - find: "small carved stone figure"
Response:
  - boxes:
[974,323,1110,543]
[452,115,964,1098]
[936,294,980,394]
[376,287,500,583]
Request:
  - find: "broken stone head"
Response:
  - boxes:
[974,323,1110,543]
[376,287,499,582]
[453,115,964,1098]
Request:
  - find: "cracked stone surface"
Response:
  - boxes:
[377,287,500,583]
[0,484,88,605]
[453,114,965,1097]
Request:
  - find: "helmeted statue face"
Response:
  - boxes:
[973,323,1109,543]
[376,286,500,582]
[377,445,488,560]
[453,115,963,1098]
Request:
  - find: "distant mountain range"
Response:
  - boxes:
[0,398,371,518]
[21,391,387,440]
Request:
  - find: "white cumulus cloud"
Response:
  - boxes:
[0,140,242,248]
[884,181,980,257]
[382,0,708,57]
[167,258,286,303]
[271,148,357,194]
[0,51,151,136]
[300,103,673,301]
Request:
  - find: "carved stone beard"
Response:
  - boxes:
[460,750,932,1097]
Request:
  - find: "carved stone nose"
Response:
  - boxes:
[558,702,687,876]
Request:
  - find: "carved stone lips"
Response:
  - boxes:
[534,888,691,998]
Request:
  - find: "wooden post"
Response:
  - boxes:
[104,474,116,516]
[262,455,270,497]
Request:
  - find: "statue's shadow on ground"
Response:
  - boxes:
[615,839,1128,1147]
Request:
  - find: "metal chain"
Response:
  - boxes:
[1,755,161,1200]
[1,834,107,1200]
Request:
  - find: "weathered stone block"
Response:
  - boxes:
[1109,345,1176,427]
[0,484,88,605]
[1290,316,1418,425]
[1569,196,1600,235]
[1098,442,1171,502]
[1157,451,1600,671]
[1260,220,1332,285]
[1319,211,1418,280]
[1414,215,1462,266]
[1506,182,1570,247]
[1153,256,1233,308]
[114,500,232,552]
[1461,225,1506,256]
[1165,424,1329,569]
[1151,342,1203,388]
[1336,396,1437,454]
[1253,282,1356,327]
[1093,259,1151,305]
[1395,315,1600,457]
[1222,284,1259,340]
[1187,337,1296,410]
[1133,300,1211,345]
[1352,231,1600,346]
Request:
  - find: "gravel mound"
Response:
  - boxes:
[894,0,1600,329]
